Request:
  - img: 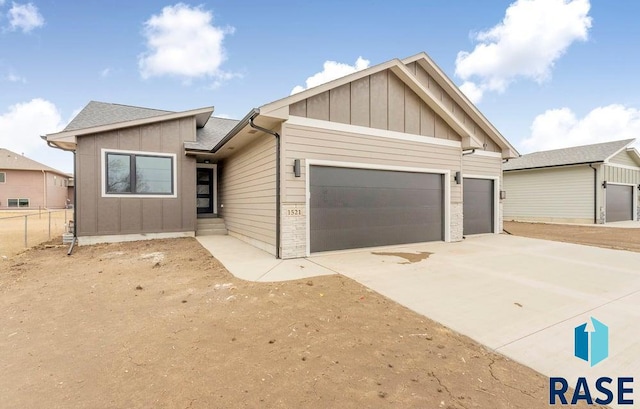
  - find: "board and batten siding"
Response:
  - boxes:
[609,150,639,168]
[218,135,277,255]
[503,165,594,223]
[280,122,463,258]
[289,69,462,143]
[404,61,500,153]
[75,117,197,238]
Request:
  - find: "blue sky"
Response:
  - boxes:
[1,0,640,173]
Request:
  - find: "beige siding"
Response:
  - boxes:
[75,117,196,237]
[45,172,70,209]
[604,164,640,184]
[289,69,462,142]
[0,170,45,209]
[218,135,277,255]
[462,154,501,177]
[503,166,595,223]
[609,150,640,168]
[280,122,463,258]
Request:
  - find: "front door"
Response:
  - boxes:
[197,168,214,214]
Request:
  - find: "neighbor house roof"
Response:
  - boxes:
[0,148,69,176]
[64,101,172,131]
[504,139,636,171]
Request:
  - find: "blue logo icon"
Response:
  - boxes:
[574,317,608,367]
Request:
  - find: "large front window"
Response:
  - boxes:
[105,151,175,196]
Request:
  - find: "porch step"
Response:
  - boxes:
[196,217,227,236]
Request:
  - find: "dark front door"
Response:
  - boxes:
[197,168,214,214]
[309,166,443,253]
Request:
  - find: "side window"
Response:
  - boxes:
[104,150,175,196]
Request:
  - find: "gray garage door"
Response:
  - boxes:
[463,178,494,235]
[310,166,443,253]
[606,184,633,222]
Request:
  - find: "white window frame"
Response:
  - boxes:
[8,198,30,207]
[101,148,178,198]
[305,159,451,256]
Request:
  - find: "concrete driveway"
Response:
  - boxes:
[199,233,640,403]
[308,234,640,398]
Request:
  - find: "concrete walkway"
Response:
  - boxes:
[198,233,640,405]
[196,235,335,282]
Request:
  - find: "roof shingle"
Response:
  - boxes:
[64,101,171,131]
[0,148,69,175]
[503,139,635,171]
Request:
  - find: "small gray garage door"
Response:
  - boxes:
[310,166,443,253]
[606,184,633,222]
[463,178,494,235]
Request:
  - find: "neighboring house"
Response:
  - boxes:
[0,148,72,210]
[45,52,518,258]
[503,139,640,224]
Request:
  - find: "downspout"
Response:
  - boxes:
[588,163,597,224]
[249,114,281,259]
[46,140,78,254]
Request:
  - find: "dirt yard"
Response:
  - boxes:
[504,221,640,253]
[1,238,603,409]
[0,210,70,257]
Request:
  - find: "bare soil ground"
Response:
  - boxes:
[504,221,640,253]
[0,210,70,257]
[1,238,602,409]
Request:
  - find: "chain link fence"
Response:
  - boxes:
[0,209,72,257]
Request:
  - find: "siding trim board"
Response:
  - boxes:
[304,158,451,256]
[287,115,461,148]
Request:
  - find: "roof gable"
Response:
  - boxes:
[0,148,69,175]
[504,139,636,171]
[258,53,518,158]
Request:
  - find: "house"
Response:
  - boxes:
[44,52,518,258]
[0,148,72,210]
[503,139,640,224]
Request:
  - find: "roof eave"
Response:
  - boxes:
[46,106,215,141]
[603,139,637,162]
[209,108,260,153]
[504,161,604,172]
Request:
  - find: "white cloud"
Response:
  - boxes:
[138,3,235,83]
[291,57,370,94]
[0,99,73,172]
[0,99,64,154]
[7,2,45,33]
[522,104,640,152]
[5,73,26,83]
[455,0,592,103]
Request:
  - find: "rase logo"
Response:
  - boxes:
[574,317,608,367]
[549,317,635,406]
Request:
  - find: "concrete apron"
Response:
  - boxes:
[309,234,640,407]
[198,234,640,406]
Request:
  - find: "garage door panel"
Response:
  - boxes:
[606,185,633,222]
[463,178,494,235]
[310,166,443,253]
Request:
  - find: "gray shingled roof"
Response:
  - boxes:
[504,139,635,171]
[0,148,69,175]
[64,101,172,131]
[187,117,240,151]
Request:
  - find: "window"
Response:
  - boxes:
[0,172,5,183]
[8,198,29,207]
[104,151,175,196]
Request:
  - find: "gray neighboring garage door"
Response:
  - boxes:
[310,166,443,253]
[606,184,633,222]
[463,178,494,235]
